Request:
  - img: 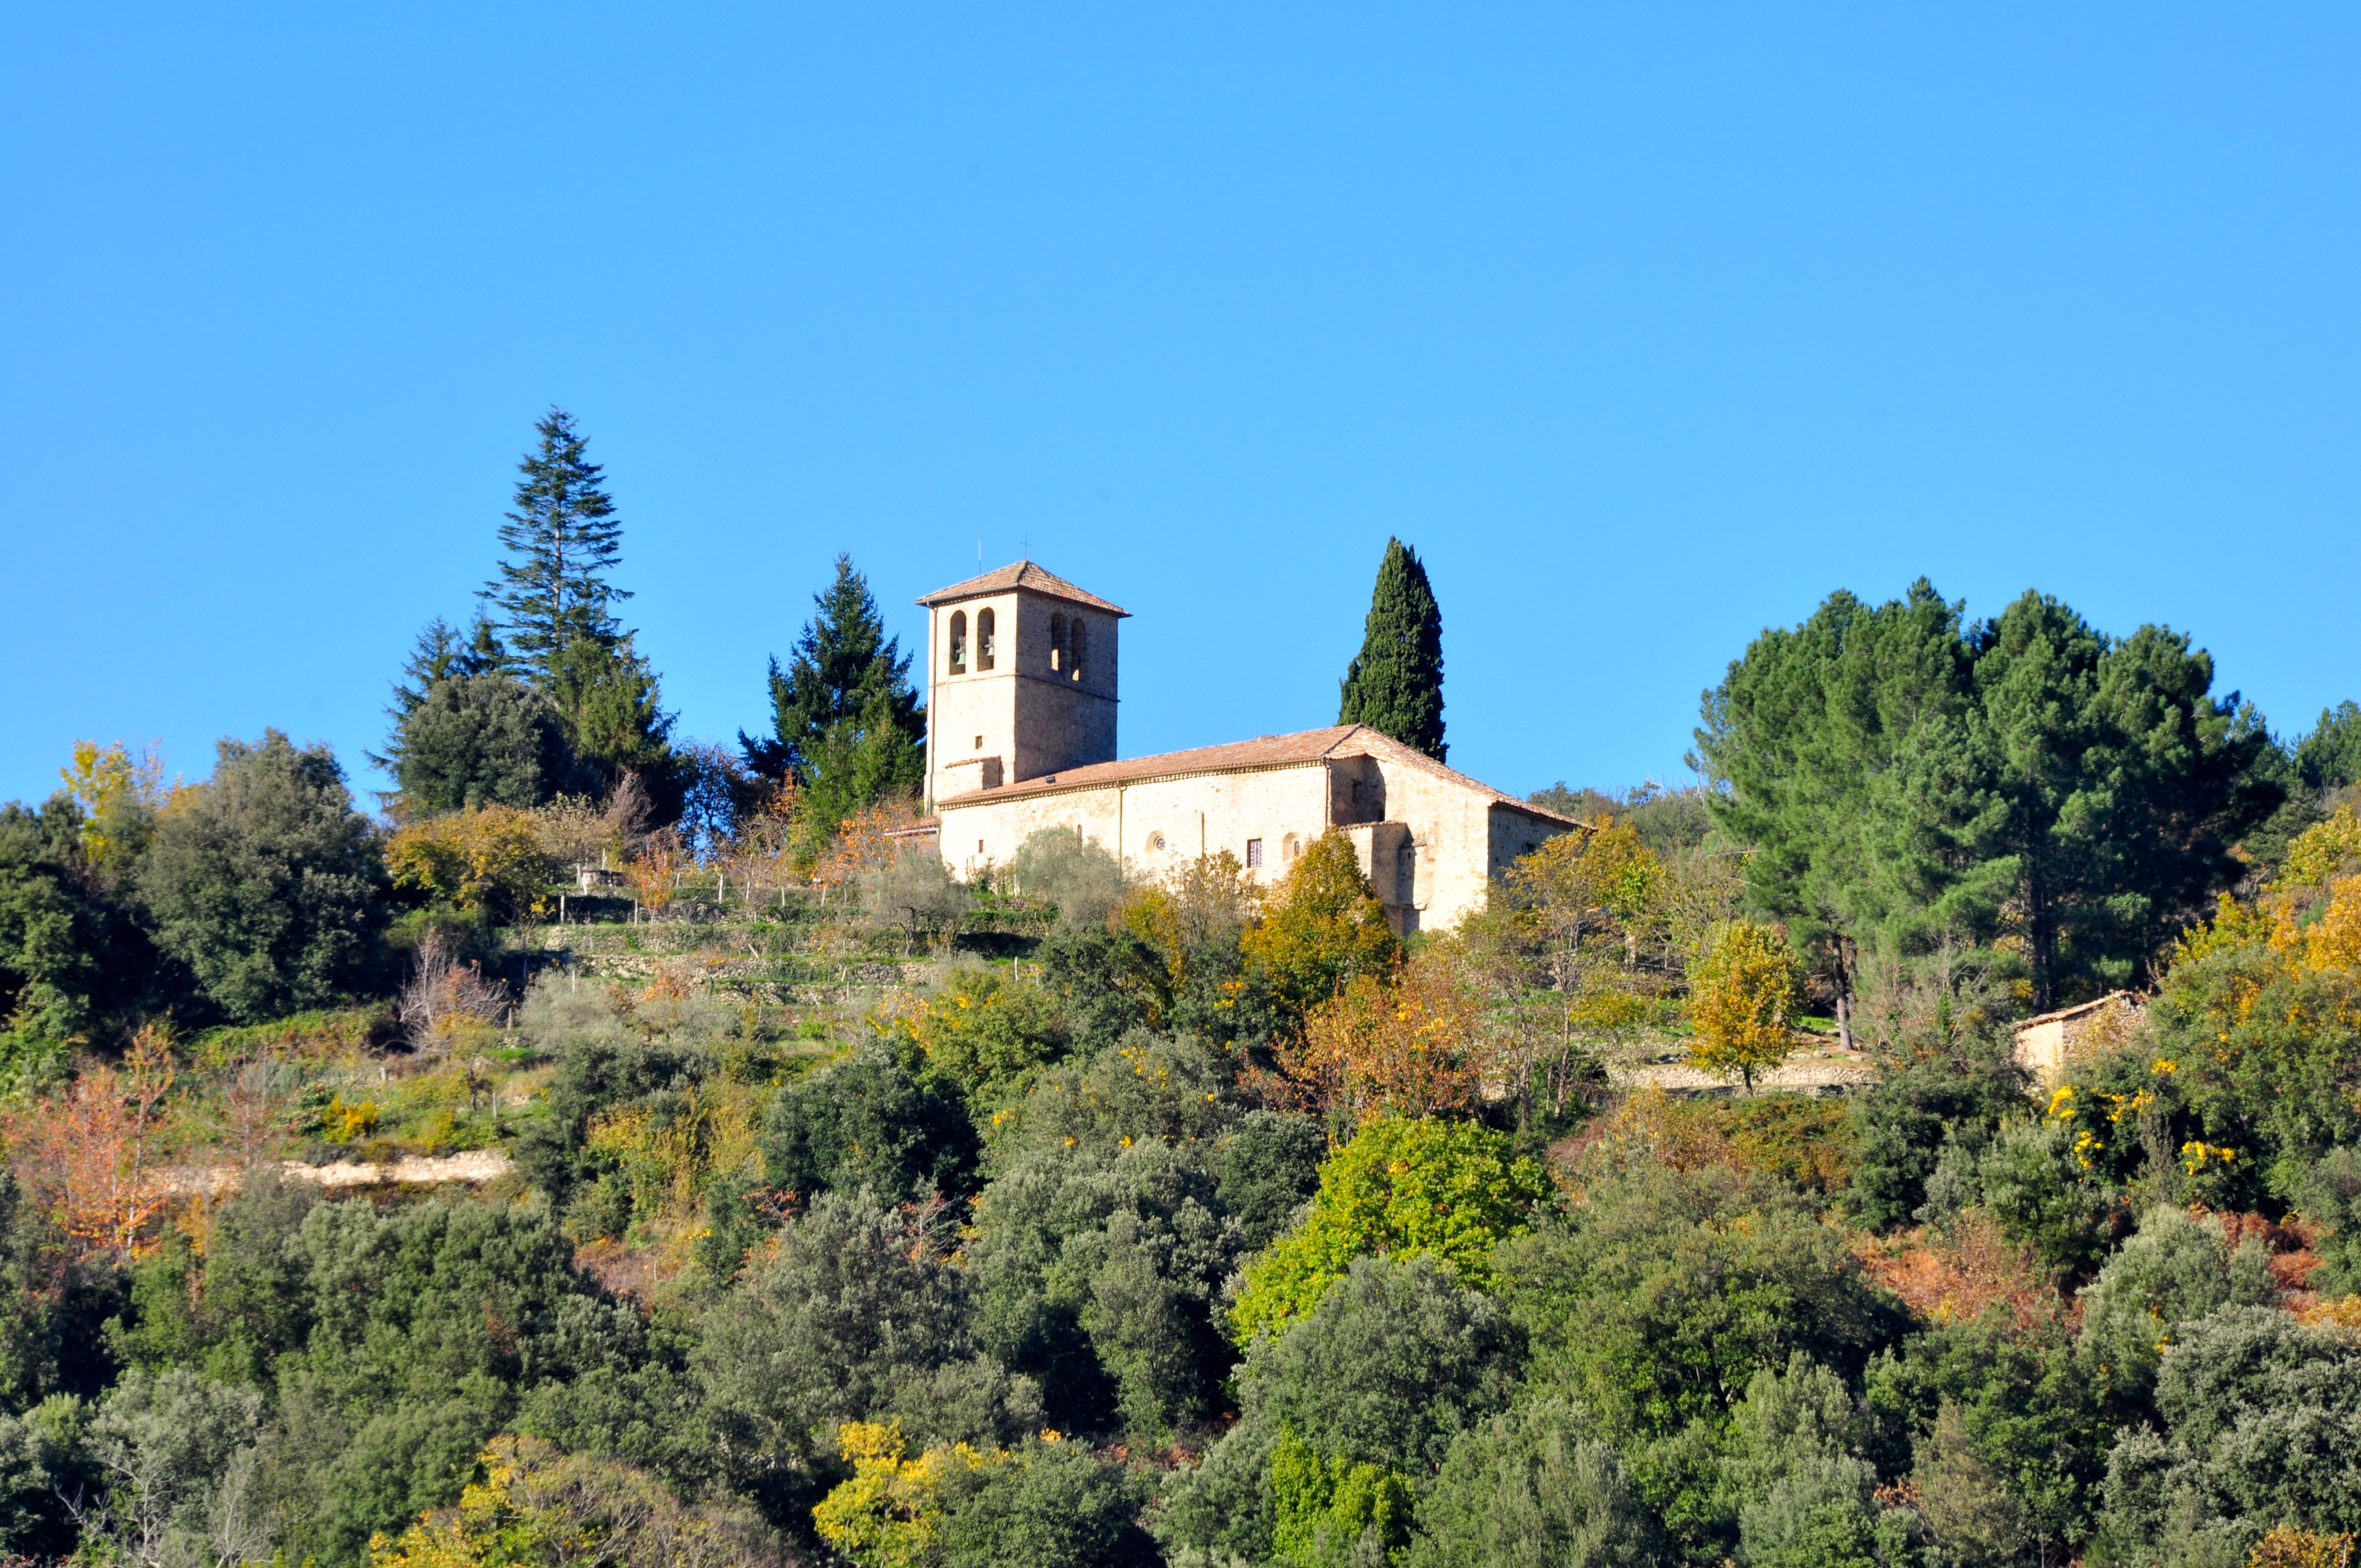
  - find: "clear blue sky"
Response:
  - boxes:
[6,7,2357,810]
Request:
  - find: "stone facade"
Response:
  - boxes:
[916,562,1575,934]
[918,562,1124,808]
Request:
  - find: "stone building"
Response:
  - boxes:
[914,560,1575,933]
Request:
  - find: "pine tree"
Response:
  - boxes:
[740,555,925,820]
[483,408,629,678]
[1337,537,1446,762]
[548,633,684,819]
[368,611,520,777]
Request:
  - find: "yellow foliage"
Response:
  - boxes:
[2305,877,2361,974]
[58,738,167,865]
[810,1419,1003,1568]
[1684,919,1798,1092]
[2276,806,2361,894]
[320,1095,381,1143]
[1239,831,1399,1019]
[386,805,558,921]
[2250,1527,2356,1568]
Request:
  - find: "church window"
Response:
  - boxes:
[1282,832,1302,862]
[1050,613,1068,671]
[949,611,967,673]
[978,840,985,855]
[1245,837,1264,868]
[1068,616,1087,679]
[973,735,983,749]
[977,608,997,669]
[1147,831,1166,851]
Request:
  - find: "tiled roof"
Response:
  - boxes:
[934,723,1579,824]
[915,560,1129,616]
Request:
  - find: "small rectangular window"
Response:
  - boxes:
[1245,837,1264,868]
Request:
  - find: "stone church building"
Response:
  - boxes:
[915,560,1576,934]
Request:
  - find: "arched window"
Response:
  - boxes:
[1282,832,1302,862]
[1068,616,1087,680]
[977,607,997,670]
[1049,613,1068,672]
[948,611,967,674]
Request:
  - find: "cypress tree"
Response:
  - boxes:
[739,554,925,821]
[1337,537,1446,762]
[483,408,629,678]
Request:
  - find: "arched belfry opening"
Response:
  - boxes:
[918,561,1127,810]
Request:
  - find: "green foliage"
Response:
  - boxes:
[1696,579,2281,1012]
[694,1190,1038,1532]
[2093,1306,2361,1566]
[2295,699,2361,791]
[1497,1166,1901,1450]
[1973,1119,2119,1284]
[1012,827,1128,932]
[2076,1206,2275,1419]
[1239,830,1400,1025]
[1845,1050,2030,1231]
[885,963,1073,1120]
[389,672,573,814]
[967,1037,1246,1440]
[0,793,150,1065]
[1229,1115,1551,1344]
[1865,1308,2110,1560]
[1213,1110,1328,1251]
[484,408,630,678]
[861,843,970,950]
[543,632,686,823]
[61,1365,271,1567]
[138,731,389,1023]
[938,1435,1158,1568]
[1337,537,1446,763]
[1268,1425,1416,1567]
[1163,1257,1517,1565]
[743,553,924,826]
[1407,1396,1665,1568]
[760,1043,979,1205]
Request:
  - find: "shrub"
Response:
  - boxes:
[384,805,558,923]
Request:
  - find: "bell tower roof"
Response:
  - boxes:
[916,559,1129,617]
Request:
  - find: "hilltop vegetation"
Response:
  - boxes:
[6,416,2361,1566]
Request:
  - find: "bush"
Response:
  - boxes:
[2077,1206,2275,1417]
[1011,827,1127,932]
[138,732,388,1023]
[861,843,968,950]
[384,804,558,923]
[1230,1115,1551,1343]
[939,1435,1158,1568]
[760,1044,979,1205]
[1407,1396,1666,1568]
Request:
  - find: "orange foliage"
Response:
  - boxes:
[7,1024,179,1258]
[1854,1213,2058,1331]
[1253,948,1498,1123]
[813,802,929,892]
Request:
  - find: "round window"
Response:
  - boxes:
[1147,831,1166,851]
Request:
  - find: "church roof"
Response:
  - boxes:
[935,723,1579,824]
[915,560,1129,616]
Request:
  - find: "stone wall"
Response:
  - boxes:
[926,589,1119,808]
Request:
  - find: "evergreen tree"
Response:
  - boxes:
[369,612,527,788]
[740,554,924,822]
[2294,699,2361,792]
[482,409,628,678]
[1337,537,1446,762]
[1696,581,2282,1012]
[547,634,684,821]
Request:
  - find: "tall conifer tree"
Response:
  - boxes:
[741,554,926,822]
[1338,537,1447,762]
[483,408,629,678]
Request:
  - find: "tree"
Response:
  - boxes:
[385,674,572,814]
[1228,1115,1551,1343]
[1337,537,1446,762]
[1685,921,1799,1093]
[1695,581,2281,1013]
[1010,827,1126,932]
[1407,1397,1665,1568]
[544,633,683,821]
[483,409,628,679]
[2295,700,2361,793]
[1240,831,1400,1025]
[741,554,925,826]
[138,732,388,1023]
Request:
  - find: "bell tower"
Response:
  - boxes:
[918,560,1125,809]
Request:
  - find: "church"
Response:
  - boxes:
[912,560,1577,934]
